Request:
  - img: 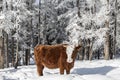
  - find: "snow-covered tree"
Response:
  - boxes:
[1,0,120,68]
[65,0,112,60]
[0,0,32,67]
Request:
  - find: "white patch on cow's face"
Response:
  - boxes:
[66,45,75,63]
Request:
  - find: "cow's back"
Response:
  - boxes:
[34,44,66,69]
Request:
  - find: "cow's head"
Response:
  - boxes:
[64,41,82,63]
[66,45,74,63]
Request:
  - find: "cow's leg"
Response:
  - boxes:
[59,60,64,74]
[60,67,64,74]
[37,64,44,76]
[66,68,70,74]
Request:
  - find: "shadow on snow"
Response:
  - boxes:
[72,66,116,75]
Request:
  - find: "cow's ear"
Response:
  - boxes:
[76,45,82,51]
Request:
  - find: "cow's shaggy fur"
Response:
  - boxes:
[34,44,81,76]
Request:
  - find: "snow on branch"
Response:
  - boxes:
[66,0,110,50]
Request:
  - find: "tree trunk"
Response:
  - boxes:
[0,37,4,69]
[5,33,8,68]
[109,35,113,59]
[11,37,15,67]
[104,0,110,60]
[38,0,41,44]
[97,49,100,59]
[113,0,117,57]
[77,0,81,17]
[2,37,5,67]
[84,47,88,60]
[89,41,93,60]
[2,30,8,68]
[78,47,84,60]
[104,21,110,60]
[14,37,19,69]
[25,49,30,65]
[30,0,34,48]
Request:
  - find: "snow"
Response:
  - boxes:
[0,14,5,19]
[0,59,120,80]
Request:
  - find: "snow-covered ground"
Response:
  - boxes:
[0,59,120,80]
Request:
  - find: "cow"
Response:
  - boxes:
[34,44,81,76]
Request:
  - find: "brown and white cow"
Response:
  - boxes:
[34,44,81,76]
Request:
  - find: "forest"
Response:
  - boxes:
[0,0,120,69]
